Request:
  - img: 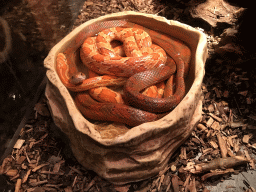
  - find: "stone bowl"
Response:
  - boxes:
[44,11,208,185]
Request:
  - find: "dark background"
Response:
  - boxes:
[0,0,85,160]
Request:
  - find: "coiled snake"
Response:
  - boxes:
[56,20,191,126]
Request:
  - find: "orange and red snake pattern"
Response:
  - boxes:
[56,20,191,127]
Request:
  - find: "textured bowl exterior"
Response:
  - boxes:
[44,11,208,184]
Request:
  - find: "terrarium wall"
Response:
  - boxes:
[0,0,85,161]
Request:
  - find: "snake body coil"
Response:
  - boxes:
[56,20,191,126]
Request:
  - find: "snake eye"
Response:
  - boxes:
[69,72,86,85]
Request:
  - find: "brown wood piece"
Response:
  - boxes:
[172,175,180,192]
[216,132,228,158]
[194,156,249,173]
[14,179,22,192]
[197,124,208,133]
[201,169,234,181]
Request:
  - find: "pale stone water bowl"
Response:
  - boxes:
[44,11,208,185]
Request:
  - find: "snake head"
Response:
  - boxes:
[69,72,86,85]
